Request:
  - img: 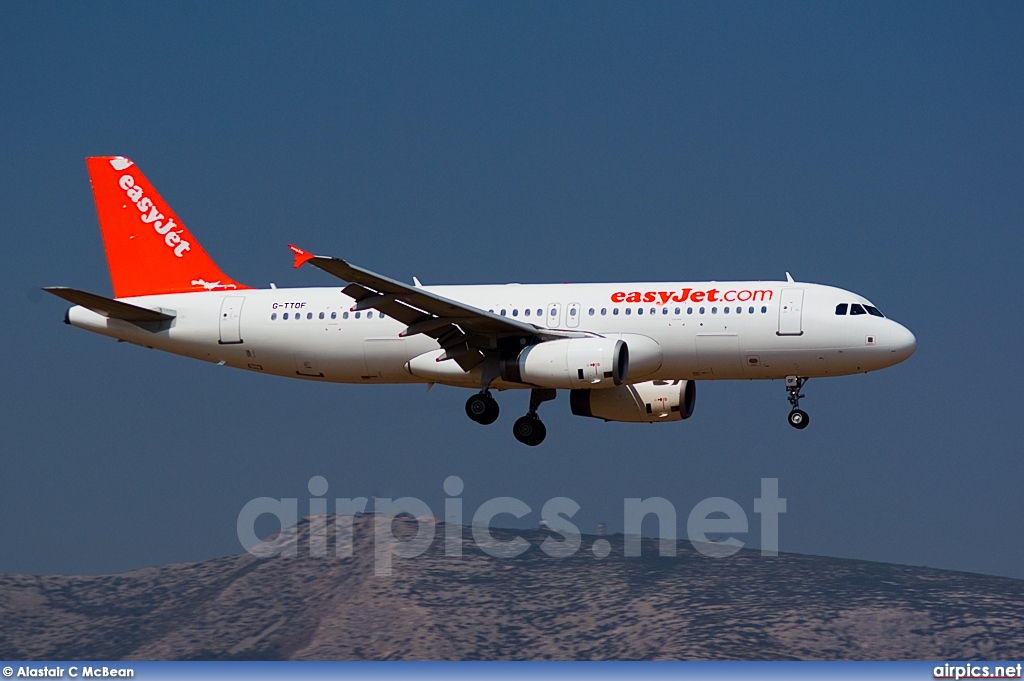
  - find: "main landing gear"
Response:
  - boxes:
[465,391,499,425]
[785,376,810,430]
[465,388,556,445]
[513,389,556,446]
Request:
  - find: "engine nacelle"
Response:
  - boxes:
[569,380,696,423]
[500,338,628,389]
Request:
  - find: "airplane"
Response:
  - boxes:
[46,156,917,446]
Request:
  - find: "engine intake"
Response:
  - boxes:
[570,380,696,423]
[500,338,628,389]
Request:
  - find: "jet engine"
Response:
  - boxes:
[500,337,628,390]
[569,379,696,423]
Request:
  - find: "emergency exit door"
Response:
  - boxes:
[547,303,562,327]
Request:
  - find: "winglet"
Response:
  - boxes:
[289,244,315,269]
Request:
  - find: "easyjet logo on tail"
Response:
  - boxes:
[117,174,191,258]
[109,157,133,171]
[610,288,774,304]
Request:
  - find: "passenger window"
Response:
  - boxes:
[319,312,325,320]
[835,303,848,315]
[343,312,349,319]
[588,308,595,315]
[625,308,632,315]
[675,307,681,315]
[711,307,717,314]
[865,305,885,318]
[379,312,385,318]
[850,304,866,316]
[512,309,519,317]
[500,309,507,316]
[637,308,643,315]
[724,307,730,314]
[283,313,288,319]
[699,307,705,314]
[331,312,337,319]
[662,308,668,315]
[524,309,531,316]
[748,307,754,314]
[271,313,277,320]
[569,308,576,316]
[650,308,655,315]
[761,306,767,313]
[687,307,693,315]
[601,308,607,315]
[613,308,619,315]
[537,309,543,317]
[355,312,361,319]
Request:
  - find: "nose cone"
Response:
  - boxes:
[889,323,917,364]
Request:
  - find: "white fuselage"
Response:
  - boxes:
[66,280,916,389]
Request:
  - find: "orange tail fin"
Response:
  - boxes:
[86,156,250,298]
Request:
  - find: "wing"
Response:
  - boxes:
[288,245,582,370]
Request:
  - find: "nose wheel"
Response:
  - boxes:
[466,391,499,425]
[788,409,809,429]
[785,376,810,430]
[513,389,556,446]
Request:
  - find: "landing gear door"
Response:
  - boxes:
[546,303,562,328]
[566,302,581,328]
[777,288,804,336]
[219,296,245,344]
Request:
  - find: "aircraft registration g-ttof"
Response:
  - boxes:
[47,157,917,445]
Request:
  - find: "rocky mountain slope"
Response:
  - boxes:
[1,515,1022,660]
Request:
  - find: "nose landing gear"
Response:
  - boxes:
[785,376,810,430]
[465,391,499,425]
[787,408,809,429]
[513,388,556,446]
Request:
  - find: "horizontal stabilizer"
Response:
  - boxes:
[43,287,175,323]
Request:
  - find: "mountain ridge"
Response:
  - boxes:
[2,515,1022,660]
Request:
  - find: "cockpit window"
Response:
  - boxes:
[835,303,848,315]
[865,305,885,318]
[850,303,866,316]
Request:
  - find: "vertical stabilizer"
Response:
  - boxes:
[86,156,249,298]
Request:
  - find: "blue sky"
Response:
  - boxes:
[1,2,1022,577]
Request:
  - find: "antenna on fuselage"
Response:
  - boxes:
[785,272,795,283]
